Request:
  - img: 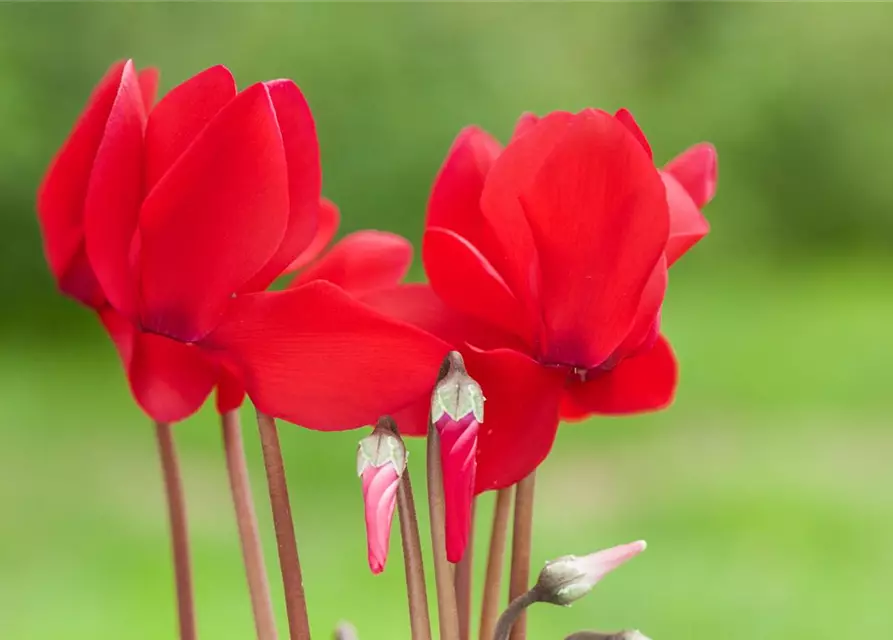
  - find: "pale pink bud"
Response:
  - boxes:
[431,351,484,563]
[536,540,647,606]
[357,420,406,574]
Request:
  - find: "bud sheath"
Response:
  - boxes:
[431,351,484,563]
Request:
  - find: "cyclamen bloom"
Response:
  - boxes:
[37,60,448,426]
[371,108,716,493]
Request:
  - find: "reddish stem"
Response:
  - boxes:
[154,421,197,640]
[427,423,460,640]
[222,410,278,639]
[455,499,475,640]
[256,411,311,640]
[479,487,512,640]
[397,463,433,640]
[508,472,536,640]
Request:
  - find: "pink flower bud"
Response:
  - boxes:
[536,540,647,606]
[357,421,406,574]
[431,351,484,563]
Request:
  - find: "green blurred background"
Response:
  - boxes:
[2,3,892,639]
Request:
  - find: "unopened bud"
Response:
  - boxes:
[431,351,484,563]
[566,631,651,640]
[334,621,359,640]
[536,540,647,606]
[357,417,407,574]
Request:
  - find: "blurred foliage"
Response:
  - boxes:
[2,3,893,332]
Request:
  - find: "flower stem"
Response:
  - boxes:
[154,421,197,640]
[493,587,543,640]
[478,487,512,640]
[454,499,475,640]
[427,422,460,640]
[222,410,278,640]
[256,411,311,640]
[507,472,536,640]
[396,457,432,640]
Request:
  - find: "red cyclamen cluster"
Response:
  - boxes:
[36,61,716,640]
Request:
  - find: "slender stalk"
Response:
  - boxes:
[427,424,460,640]
[493,587,543,640]
[154,421,197,640]
[396,462,432,640]
[479,488,513,640]
[256,411,311,640]
[454,499,475,640]
[222,411,277,640]
[507,472,537,640]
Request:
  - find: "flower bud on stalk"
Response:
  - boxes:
[430,351,484,563]
[565,631,651,640]
[357,418,407,574]
[536,540,647,606]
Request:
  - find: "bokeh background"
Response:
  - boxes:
[2,3,892,639]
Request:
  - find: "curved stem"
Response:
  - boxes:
[397,464,432,640]
[492,588,542,640]
[508,472,536,640]
[154,421,197,640]
[479,488,512,640]
[256,411,311,640]
[222,411,277,639]
[427,423,460,640]
[454,499,475,640]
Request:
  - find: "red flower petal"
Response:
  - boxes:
[519,109,668,367]
[284,198,340,275]
[662,172,710,266]
[83,60,147,320]
[361,284,520,353]
[37,60,126,306]
[144,65,237,191]
[427,126,502,253]
[99,308,217,423]
[664,143,718,209]
[462,347,565,493]
[389,396,432,438]
[203,281,450,430]
[613,108,653,159]
[511,112,540,141]
[614,256,667,358]
[560,335,678,419]
[215,362,246,414]
[138,83,289,342]
[137,68,160,112]
[241,80,322,292]
[289,230,412,295]
[423,227,534,345]
[479,111,575,323]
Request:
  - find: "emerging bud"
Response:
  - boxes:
[431,351,484,563]
[536,540,647,606]
[357,417,407,574]
[334,621,360,640]
[566,631,651,640]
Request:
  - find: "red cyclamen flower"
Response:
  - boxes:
[369,108,717,492]
[37,60,448,426]
[356,421,407,574]
[430,352,484,563]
